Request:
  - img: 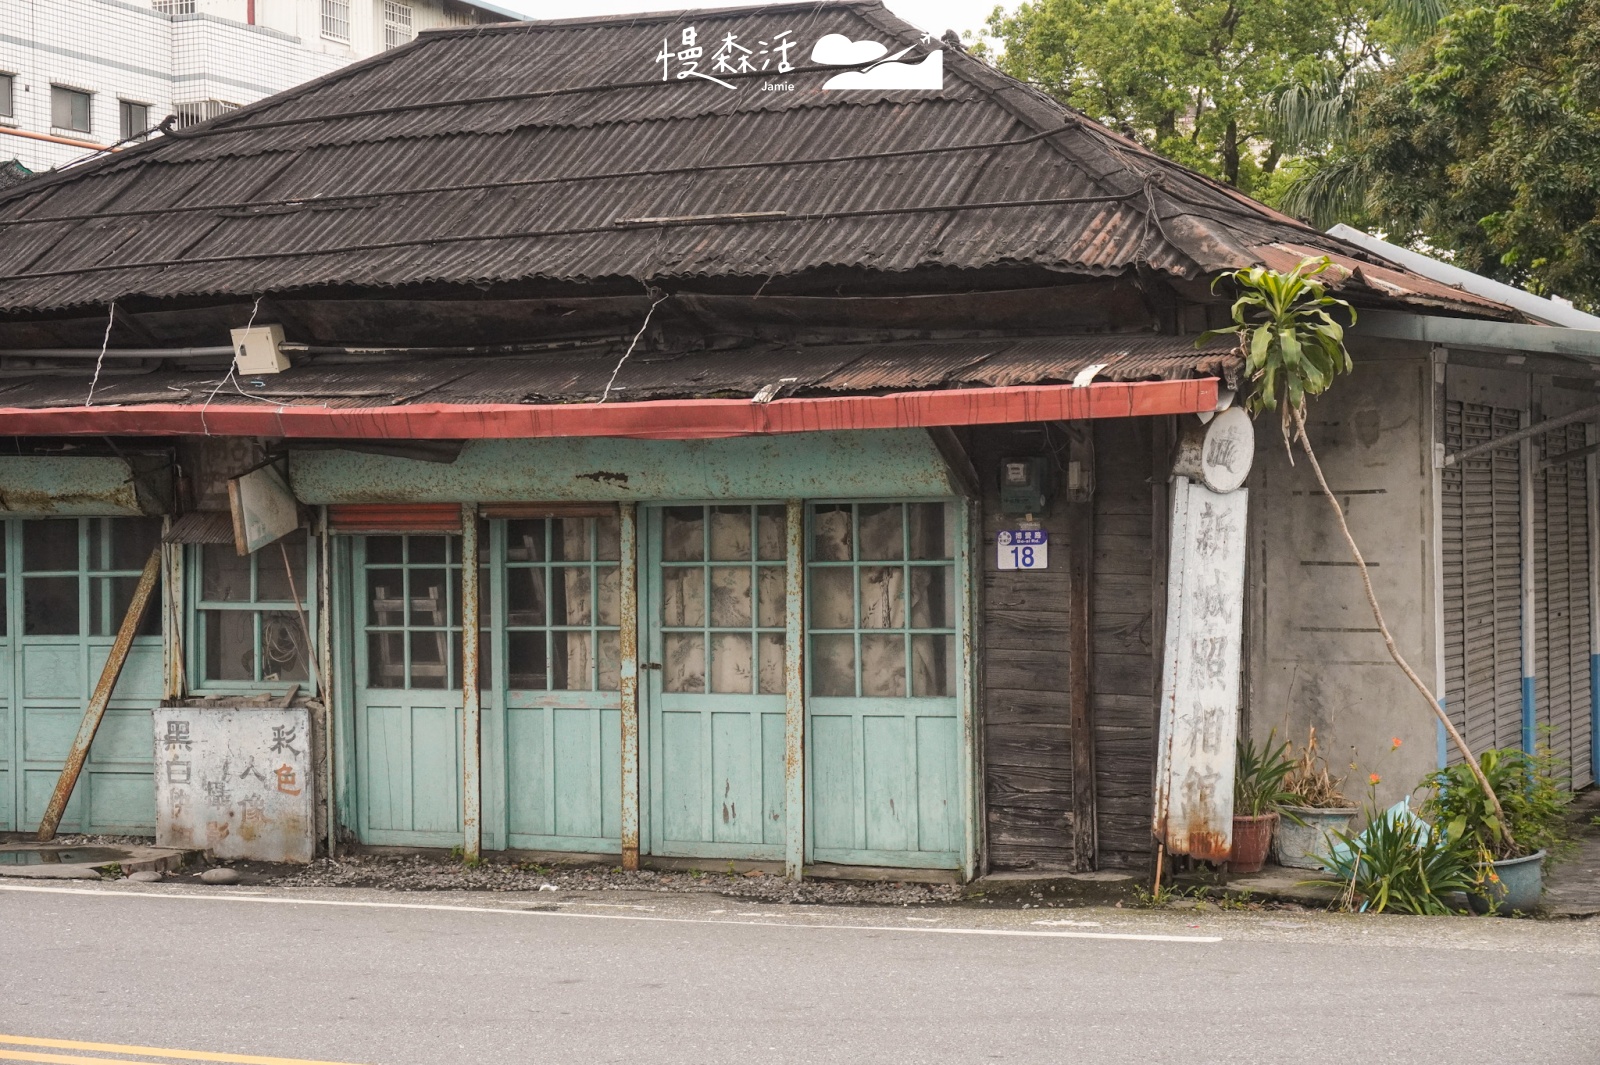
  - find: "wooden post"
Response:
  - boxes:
[1068,423,1097,871]
[36,545,162,841]
[461,506,481,861]
[783,499,806,881]
[619,503,641,871]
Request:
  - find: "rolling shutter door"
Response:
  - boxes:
[1535,425,1594,788]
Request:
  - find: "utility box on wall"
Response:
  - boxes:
[153,706,314,863]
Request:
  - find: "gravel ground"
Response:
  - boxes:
[268,854,966,906]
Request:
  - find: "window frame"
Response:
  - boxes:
[119,99,150,142]
[382,0,413,49]
[186,533,319,695]
[0,74,15,120]
[49,85,92,134]
[321,0,351,42]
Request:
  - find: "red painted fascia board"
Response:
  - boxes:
[0,379,1217,439]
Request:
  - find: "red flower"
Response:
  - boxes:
[1369,773,1382,785]
[1391,737,1403,749]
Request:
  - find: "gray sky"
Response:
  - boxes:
[485,0,1005,42]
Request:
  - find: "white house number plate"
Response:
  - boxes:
[997,529,1048,570]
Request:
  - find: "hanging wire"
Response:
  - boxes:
[85,302,116,406]
[199,295,259,434]
[599,292,667,404]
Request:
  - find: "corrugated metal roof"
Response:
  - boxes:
[0,333,1242,410]
[0,1,1519,319]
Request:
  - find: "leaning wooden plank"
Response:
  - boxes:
[35,545,162,842]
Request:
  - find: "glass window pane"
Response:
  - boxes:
[0,578,7,636]
[367,569,405,625]
[910,566,954,629]
[756,505,786,561]
[551,568,592,625]
[91,517,161,571]
[663,507,704,561]
[756,566,785,628]
[552,518,592,561]
[810,634,855,696]
[206,610,257,680]
[507,630,547,690]
[758,633,785,694]
[912,634,955,697]
[256,530,308,602]
[597,631,621,692]
[505,520,545,562]
[367,631,405,688]
[408,569,448,627]
[24,519,79,571]
[596,566,621,626]
[858,503,903,560]
[366,536,403,564]
[810,568,854,629]
[203,546,253,603]
[859,567,905,629]
[409,631,449,688]
[812,505,852,561]
[663,632,705,692]
[91,576,160,637]
[661,567,705,626]
[596,513,622,562]
[909,503,955,560]
[24,576,78,634]
[410,537,446,564]
[860,634,906,697]
[709,566,752,627]
[507,568,547,626]
[552,631,594,690]
[710,632,753,693]
[260,611,309,682]
[709,506,752,560]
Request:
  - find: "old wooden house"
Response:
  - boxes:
[0,2,1592,877]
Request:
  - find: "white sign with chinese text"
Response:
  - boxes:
[1152,478,1249,862]
[153,707,314,863]
[997,529,1049,570]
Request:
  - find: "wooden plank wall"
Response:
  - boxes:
[974,420,1160,872]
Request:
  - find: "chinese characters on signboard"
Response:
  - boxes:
[154,707,314,863]
[996,529,1049,571]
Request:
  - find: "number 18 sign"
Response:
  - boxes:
[997,529,1048,570]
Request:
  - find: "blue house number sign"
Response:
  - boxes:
[997,529,1049,570]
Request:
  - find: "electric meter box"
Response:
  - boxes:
[999,456,1050,514]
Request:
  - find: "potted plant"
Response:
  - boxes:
[1229,733,1299,874]
[1421,745,1575,914]
[1275,727,1358,870]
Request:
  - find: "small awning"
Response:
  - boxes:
[0,378,1219,440]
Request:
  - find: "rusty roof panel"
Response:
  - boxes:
[0,1,1518,320]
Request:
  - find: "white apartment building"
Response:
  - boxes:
[0,0,518,174]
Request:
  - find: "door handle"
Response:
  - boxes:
[640,662,663,670]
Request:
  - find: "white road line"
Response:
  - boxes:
[0,882,1221,943]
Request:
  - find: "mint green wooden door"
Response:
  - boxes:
[0,518,164,834]
[807,502,962,868]
[644,505,788,859]
[353,533,472,846]
[488,515,623,853]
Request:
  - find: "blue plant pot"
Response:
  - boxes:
[1468,850,1547,915]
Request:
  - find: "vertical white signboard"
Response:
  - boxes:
[1153,478,1250,861]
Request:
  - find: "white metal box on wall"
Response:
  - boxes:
[152,706,314,862]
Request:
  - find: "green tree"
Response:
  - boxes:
[981,0,1378,194]
[1361,1,1600,310]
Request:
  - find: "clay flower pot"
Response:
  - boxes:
[1227,812,1279,874]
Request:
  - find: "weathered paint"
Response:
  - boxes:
[619,502,641,871]
[783,499,804,880]
[1153,479,1248,863]
[329,533,358,850]
[319,518,336,857]
[1,378,1220,439]
[1590,434,1600,786]
[161,536,185,702]
[0,456,164,515]
[960,497,979,882]
[1521,424,1537,754]
[460,505,482,860]
[291,432,959,504]
[1429,346,1450,771]
[152,706,315,862]
[35,546,162,841]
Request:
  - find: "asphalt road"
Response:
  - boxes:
[1,881,1597,1065]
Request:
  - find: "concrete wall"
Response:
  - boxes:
[1244,337,1441,809]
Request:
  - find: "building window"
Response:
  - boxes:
[50,86,92,134]
[383,0,413,49]
[0,74,14,119]
[172,99,238,129]
[321,0,350,42]
[154,0,196,13]
[119,100,150,142]
[193,529,316,688]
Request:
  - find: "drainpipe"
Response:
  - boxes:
[1589,423,1600,785]
[1430,347,1449,769]
[1521,416,1537,755]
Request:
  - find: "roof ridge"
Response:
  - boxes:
[420,0,881,37]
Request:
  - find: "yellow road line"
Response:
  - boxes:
[0,1036,366,1065]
